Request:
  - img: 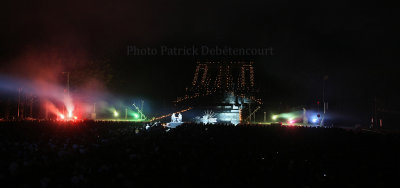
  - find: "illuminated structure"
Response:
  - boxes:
[170,113,183,123]
[200,110,217,124]
[167,113,183,128]
[175,62,262,125]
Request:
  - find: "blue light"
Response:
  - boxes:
[312,118,318,123]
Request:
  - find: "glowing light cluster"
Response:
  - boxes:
[151,107,192,122]
[58,111,78,121]
[312,118,318,123]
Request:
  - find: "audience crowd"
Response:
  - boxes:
[0,120,399,187]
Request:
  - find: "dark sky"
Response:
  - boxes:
[1,0,399,123]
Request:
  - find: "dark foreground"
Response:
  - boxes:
[0,121,399,187]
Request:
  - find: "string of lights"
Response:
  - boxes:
[175,62,262,104]
[150,107,193,122]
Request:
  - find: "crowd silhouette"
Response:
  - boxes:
[0,121,399,187]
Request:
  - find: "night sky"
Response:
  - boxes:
[1,1,399,124]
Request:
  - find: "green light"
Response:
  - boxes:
[133,113,139,119]
[114,111,119,117]
[272,115,278,120]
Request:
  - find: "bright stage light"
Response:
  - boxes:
[68,111,72,118]
[133,113,139,119]
[114,111,119,117]
[74,116,78,120]
[312,118,318,123]
[288,120,295,124]
[60,114,65,119]
[272,115,278,120]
